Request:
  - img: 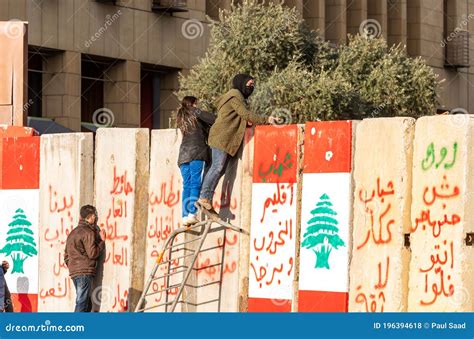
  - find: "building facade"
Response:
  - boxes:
[0,0,472,131]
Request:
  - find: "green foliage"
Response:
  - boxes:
[178,0,439,120]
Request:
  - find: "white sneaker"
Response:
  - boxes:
[182,216,189,226]
[186,214,198,225]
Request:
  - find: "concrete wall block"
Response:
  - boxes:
[349,117,415,312]
[297,121,356,312]
[93,128,149,312]
[38,133,94,312]
[408,115,474,312]
[247,125,302,312]
[144,129,183,312]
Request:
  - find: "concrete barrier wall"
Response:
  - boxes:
[94,128,149,312]
[144,129,246,312]
[247,125,301,312]
[144,129,183,312]
[21,115,474,313]
[349,117,415,312]
[238,128,255,311]
[194,140,244,312]
[408,115,474,311]
[0,126,40,312]
[38,133,93,312]
[298,121,356,312]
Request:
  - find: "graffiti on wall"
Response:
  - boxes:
[353,177,396,312]
[411,141,461,308]
[39,184,75,306]
[97,165,134,311]
[145,174,183,310]
[248,125,298,312]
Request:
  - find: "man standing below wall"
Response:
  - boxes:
[64,205,106,312]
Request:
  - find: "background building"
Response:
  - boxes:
[0,0,472,131]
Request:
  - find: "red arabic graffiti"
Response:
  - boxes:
[251,183,295,291]
[412,163,460,307]
[40,185,76,304]
[353,178,396,312]
[412,175,461,238]
[357,178,395,250]
[260,183,294,223]
[101,166,134,311]
[355,256,390,312]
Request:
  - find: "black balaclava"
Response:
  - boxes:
[232,73,255,99]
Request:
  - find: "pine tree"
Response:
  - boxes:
[301,194,345,269]
[0,208,37,273]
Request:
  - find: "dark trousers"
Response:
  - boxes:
[200,148,228,201]
[4,283,13,312]
[72,275,93,312]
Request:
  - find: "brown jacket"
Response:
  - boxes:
[64,220,104,278]
[208,89,266,156]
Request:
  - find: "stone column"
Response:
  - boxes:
[325,0,347,44]
[367,0,388,39]
[388,0,407,46]
[42,51,81,131]
[347,0,368,36]
[103,60,141,128]
[303,0,325,38]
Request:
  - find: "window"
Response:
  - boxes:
[27,51,43,118]
[81,57,107,124]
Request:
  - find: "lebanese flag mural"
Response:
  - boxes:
[298,121,354,312]
[0,126,40,312]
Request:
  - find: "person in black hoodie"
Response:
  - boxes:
[177,96,216,226]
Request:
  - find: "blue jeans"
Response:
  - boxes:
[200,148,228,201]
[72,275,93,312]
[180,160,205,217]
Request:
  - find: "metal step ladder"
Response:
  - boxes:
[135,209,248,312]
